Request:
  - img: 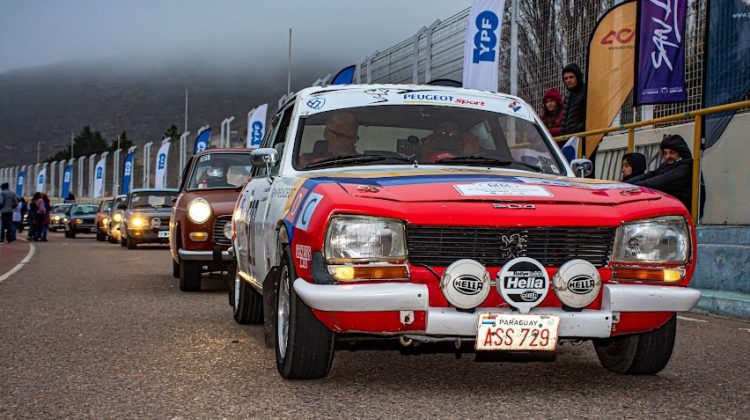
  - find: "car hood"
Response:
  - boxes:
[308,167,661,206]
[177,189,241,216]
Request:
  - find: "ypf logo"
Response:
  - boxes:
[38,173,44,183]
[472,11,499,63]
[95,167,103,180]
[196,141,207,152]
[251,121,263,145]
[601,28,634,45]
[157,154,166,170]
[63,171,71,183]
[123,161,132,177]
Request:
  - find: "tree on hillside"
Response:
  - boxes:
[46,126,109,162]
[108,130,134,151]
[163,125,179,143]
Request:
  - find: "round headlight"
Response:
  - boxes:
[112,213,122,222]
[187,198,212,224]
[440,259,491,309]
[553,259,601,309]
[223,222,232,240]
[131,217,144,228]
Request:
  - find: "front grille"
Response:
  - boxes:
[406,225,616,268]
[213,216,232,245]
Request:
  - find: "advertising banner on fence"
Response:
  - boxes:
[61,165,73,199]
[155,139,170,189]
[635,0,687,105]
[585,0,637,157]
[93,158,106,198]
[703,0,750,148]
[16,171,25,196]
[193,127,211,154]
[462,0,505,92]
[121,152,135,195]
[246,104,268,149]
[36,167,46,193]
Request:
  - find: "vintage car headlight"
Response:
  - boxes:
[187,198,212,224]
[52,216,60,222]
[112,213,122,222]
[130,217,145,228]
[223,222,232,240]
[74,219,83,225]
[325,215,406,262]
[613,216,689,264]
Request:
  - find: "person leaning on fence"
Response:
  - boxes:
[629,135,705,215]
[621,152,646,182]
[0,182,19,244]
[560,64,587,136]
[540,88,564,141]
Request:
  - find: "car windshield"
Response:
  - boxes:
[128,191,178,209]
[187,152,252,191]
[100,200,113,212]
[71,205,98,215]
[53,204,71,213]
[110,197,125,213]
[294,105,562,174]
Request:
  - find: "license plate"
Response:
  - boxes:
[158,231,170,238]
[475,313,560,351]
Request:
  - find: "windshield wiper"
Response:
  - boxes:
[435,156,543,172]
[304,153,414,169]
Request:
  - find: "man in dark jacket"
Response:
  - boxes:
[629,135,698,210]
[0,182,19,243]
[560,63,587,136]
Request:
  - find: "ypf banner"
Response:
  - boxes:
[155,139,170,189]
[193,127,211,154]
[36,167,47,193]
[61,165,73,199]
[121,152,135,195]
[635,0,687,105]
[462,0,505,91]
[16,171,25,196]
[246,104,268,149]
[93,158,106,198]
[585,0,637,158]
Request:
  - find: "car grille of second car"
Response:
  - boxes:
[213,216,232,245]
[405,225,616,268]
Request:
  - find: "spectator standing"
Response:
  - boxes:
[540,88,564,141]
[27,194,38,241]
[0,182,19,243]
[621,152,647,182]
[40,193,51,241]
[629,135,703,212]
[17,197,27,233]
[560,64,587,136]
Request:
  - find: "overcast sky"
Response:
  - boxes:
[0,0,472,73]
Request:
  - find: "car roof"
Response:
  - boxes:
[293,84,525,104]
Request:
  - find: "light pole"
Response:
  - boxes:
[179,131,190,184]
[143,142,153,188]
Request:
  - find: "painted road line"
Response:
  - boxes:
[740,328,750,333]
[677,315,708,323]
[0,243,36,284]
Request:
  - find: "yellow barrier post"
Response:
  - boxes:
[627,128,635,153]
[691,115,702,223]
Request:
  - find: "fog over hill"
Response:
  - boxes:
[0,51,339,166]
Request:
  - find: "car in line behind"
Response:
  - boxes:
[121,188,178,249]
[63,204,98,238]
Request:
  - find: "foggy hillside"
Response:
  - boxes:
[0,53,340,166]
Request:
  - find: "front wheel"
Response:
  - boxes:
[126,235,137,249]
[594,314,677,375]
[274,246,334,379]
[179,260,202,292]
[233,270,263,324]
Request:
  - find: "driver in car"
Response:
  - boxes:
[299,111,359,168]
[202,159,233,188]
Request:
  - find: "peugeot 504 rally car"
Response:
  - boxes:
[229,84,701,379]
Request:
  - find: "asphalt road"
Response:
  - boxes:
[1,232,749,419]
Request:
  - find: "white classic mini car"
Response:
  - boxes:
[230,84,700,379]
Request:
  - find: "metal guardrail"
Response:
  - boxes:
[554,100,750,222]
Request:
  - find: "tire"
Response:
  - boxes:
[172,259,180,279]
[120,235,127,247]
[179,260,202,292]
[594,314,677,375]
[233,269,263,324]
[126,235,137,249]
[108,232,116,244]
[274,246,334,379]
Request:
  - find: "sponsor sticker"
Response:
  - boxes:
[296,192,323,231]
[455,182,552,197]
[295,244,312,269]
[508,100,522,112]
[199,154,211,162]
[402,93,486,107]
[364,88,390,103]
[307,97,326,110]
[497,257,549,314]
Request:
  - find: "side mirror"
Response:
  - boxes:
[250,148,279,169]
[570,158,593,178]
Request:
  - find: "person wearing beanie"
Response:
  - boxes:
[629,134,702,211]
[621,152,647,182]
[540,87,564,140]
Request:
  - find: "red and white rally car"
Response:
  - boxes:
[230,85,700,379]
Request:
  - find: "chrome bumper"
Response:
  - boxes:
[178,249,232,262]
[293,281,701,338]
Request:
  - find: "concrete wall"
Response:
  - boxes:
[596,112,750,225]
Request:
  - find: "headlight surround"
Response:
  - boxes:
[613,216,690,264]
[325,215,406,262]
[187,198,212,224]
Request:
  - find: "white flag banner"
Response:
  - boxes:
[462,0,505,92]
[155,139,171,189]
[93,158,106,198]
[246,104,268,149]
[36,167,47,193]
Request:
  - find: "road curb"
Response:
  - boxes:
[0,242,36,283]
[693,288,750,320]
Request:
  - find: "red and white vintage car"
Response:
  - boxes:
[230,85,700,379]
